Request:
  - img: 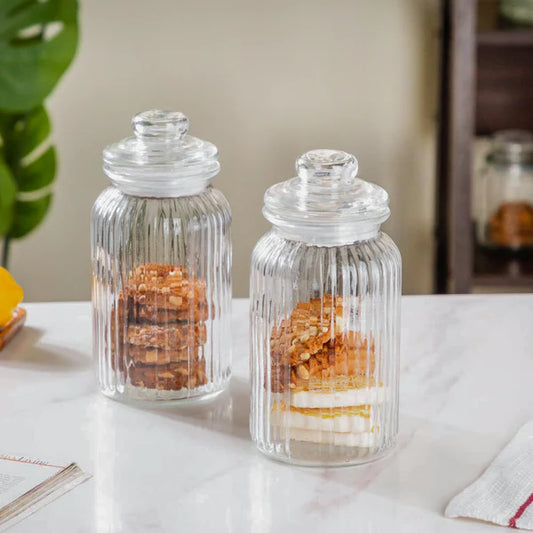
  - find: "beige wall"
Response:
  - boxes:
[10,0,440,301]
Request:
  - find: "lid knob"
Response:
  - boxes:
[132,109,189,140]
[296,149,359,182]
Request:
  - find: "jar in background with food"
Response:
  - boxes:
[250,149,401,466]
[91,110,231,402]
[477,130,533,252]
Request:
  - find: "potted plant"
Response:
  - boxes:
[0,0,79,267]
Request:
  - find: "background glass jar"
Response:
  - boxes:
[476,130,533,251]
[250,149,401,466]
[92,110,231,402]
[500,0,533,26]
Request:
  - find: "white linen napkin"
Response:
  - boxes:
[445,421,533,529]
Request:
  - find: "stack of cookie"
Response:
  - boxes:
[112,263,210,392]
[270,295,384,447]
[488,201,533,249]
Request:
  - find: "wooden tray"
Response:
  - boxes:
[0,307,26,351]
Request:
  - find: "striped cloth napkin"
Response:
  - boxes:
[445,421,533,529]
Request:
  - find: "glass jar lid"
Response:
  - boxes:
[103,109,220,197]
[263,149,390,245]
[489,130,533,165]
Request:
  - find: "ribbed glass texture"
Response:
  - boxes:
[250,230,401,465]
[91,185,231,402]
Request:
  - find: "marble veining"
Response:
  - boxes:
[1,296,532,532]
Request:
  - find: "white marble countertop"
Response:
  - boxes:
[1,295,532,532]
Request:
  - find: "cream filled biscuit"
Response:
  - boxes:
[271,403,371,433]
[278,427,377,448]
[290,386,387,408]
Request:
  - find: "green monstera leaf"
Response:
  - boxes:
[0,105,56,239]
[0,160,17,235]
[0,0,78,112]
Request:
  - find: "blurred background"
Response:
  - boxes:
[6,0,440,300]
[4,0,533,300]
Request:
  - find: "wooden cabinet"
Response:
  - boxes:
[436,0,533,293]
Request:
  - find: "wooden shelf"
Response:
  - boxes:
[476,28,533,134]
[477,29,533,46]
[436,1,533,292]
[473,245,533,287]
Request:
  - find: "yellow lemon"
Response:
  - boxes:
[0,267,23,326]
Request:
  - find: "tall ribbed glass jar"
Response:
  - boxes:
[250,150,401,466]
[92,110,231,402]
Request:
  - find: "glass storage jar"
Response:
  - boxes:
[500,0,533,26]
[250,149,401,466]
[476,130,533,251]
[91,110,231,402]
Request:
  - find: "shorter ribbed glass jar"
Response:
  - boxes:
[250,150,401,466]
[91,110,231,402]
[477,130,533,251]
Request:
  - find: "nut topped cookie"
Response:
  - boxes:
[127,345,202,366]
[270,295,344,366]
[129,360,208,391]
[269,295,375,393]
[125,263,209,312]
[126,323,207,350]
[488,201,533,248]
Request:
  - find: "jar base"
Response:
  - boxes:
[100,374,231,405]
[255,438,397,467]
